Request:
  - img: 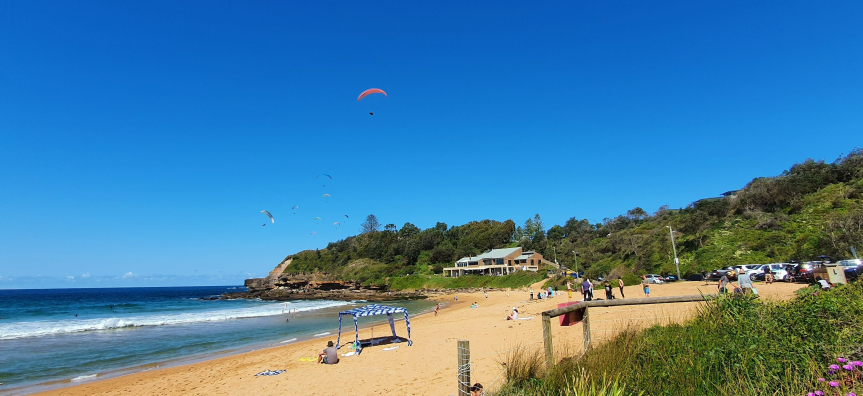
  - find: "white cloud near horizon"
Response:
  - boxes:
[66,276,75,280]
[122,272,136,279]
[81,272,91,278]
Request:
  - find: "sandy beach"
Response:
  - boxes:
[31,280,806,396]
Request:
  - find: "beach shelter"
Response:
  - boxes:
[336,304,413,351]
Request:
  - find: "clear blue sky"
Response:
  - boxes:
[1,1,861,289]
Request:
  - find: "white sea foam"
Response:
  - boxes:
[313,332,331,337]
[279,338,298,344]
[71,374,97,381]
[0,300,351,340]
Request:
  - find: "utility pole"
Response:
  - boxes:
[666,226,681,280]
[572,251,578,277]
[552,246,558,265]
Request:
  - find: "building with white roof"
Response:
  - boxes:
[442,247,554,277]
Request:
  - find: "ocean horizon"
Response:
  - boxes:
[0,285,435,395]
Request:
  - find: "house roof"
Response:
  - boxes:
[474,247,521,260]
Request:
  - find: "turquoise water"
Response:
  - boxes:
[0,286,434,395]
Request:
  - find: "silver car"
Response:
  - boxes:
[644,274,665,284]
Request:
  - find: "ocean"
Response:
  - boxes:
[0,286,435,395]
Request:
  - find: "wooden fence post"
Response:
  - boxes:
[457,340,470,396]
[582,307,591,351]
[542,314,554,367]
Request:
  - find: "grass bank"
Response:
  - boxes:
[495,282,863,396]
[388,272,547,291]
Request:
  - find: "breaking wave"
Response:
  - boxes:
[0,300,350,340]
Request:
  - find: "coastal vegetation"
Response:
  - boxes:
[281,149,863,287]
[493,281,863,396]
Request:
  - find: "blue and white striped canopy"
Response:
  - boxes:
[336,304,413,350]
[338,304,407,318]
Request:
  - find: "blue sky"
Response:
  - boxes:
[1,1,861,289]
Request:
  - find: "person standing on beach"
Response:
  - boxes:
[702,270,708,285]
[529,288,534,300]
[618,278,625,298]
[718,273,730,294]
[581,279,592,301]
[566,281,573,299]
[434,303,440,316]
[641,275,650,297]
[765,266,774,284]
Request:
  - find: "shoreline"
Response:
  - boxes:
[1,300,438,396]
[23,281,805,396]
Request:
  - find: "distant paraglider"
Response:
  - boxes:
[292,206,299,214]
[322,194,331,198]
[358,89,386,116]
[333,222,340,226]
[261,210,274,224]
[314,217,321,221]
[317,174,332,180]
[357,88,387,101]
[311,231,317,235]
[343,215,349,219]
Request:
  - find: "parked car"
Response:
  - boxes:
[664,275,679,282]
[752,263,791,282]
[733,264,762,274]
[708,267,738,281]
[791,262,818,283]
[644,274,665,284]
[686,274,704,281]
[840,259,863,268]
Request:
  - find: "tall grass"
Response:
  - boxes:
[495,282,863,396]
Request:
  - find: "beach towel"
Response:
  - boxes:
[341,351,356,357]
[382,346,400,351]
[517,317,535,320]
[299,357,316,362]
[255,370,286,377]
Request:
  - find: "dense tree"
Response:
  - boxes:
[281,148,863,286]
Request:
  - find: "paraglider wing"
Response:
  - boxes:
[261,210,275,223]
[333,222,340,226]
[322,194,331,198]
[343,215,349,218]
[314,217,321,221]
[292,206,299,210]
[316,174,332,179]
[311,231,317,235]
[357,88,387,101]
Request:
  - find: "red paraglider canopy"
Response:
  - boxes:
[357,88,387,101]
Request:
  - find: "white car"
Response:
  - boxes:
[756,263,791,282]
[644,274,665,284]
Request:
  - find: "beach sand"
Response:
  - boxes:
[32,280,805,396]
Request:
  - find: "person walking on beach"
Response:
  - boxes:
[566,280,573,299]
[618,278,625,298]
[641,275,650,297]
[317,341,339,365]
[581,279,592,301]
[737,269,753,294]
[529,288,534,300]
[434,303,440,316]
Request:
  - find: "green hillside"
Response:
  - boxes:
[282,149,863,287]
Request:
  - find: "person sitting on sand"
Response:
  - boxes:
[317,341,340,365]
[506,307,519,320]
[471,383,484,396]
